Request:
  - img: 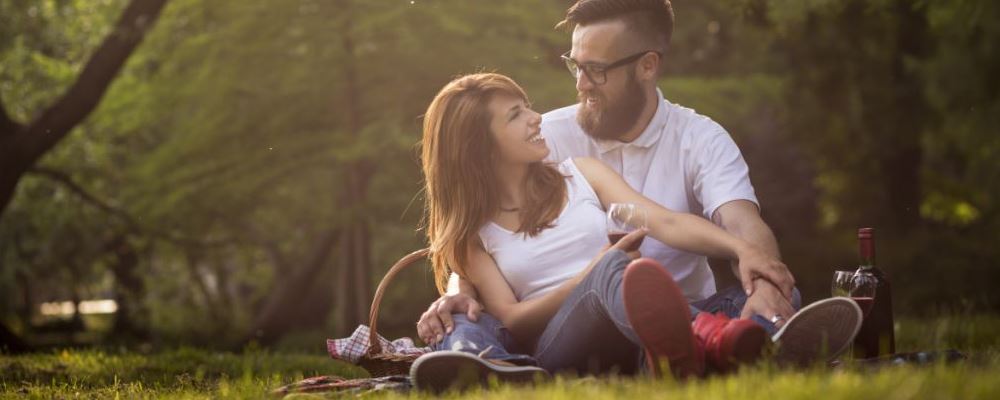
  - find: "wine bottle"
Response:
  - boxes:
[852,227,896,358]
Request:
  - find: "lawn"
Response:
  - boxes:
[2,314,999,399]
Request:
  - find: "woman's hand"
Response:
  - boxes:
[579,229,648,279]
[609,228,647,260]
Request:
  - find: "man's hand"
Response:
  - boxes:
[415,293,483,346]
[736,245,795,300]
[740,278,795,327]
[712,200,794,300]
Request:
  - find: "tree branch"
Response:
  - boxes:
[0,93,22,137]
[19,0,170,162]
[26,166,231,249]
[28,166,139,227]
[1,0,170,220]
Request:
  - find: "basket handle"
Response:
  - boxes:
[366,248,431,355]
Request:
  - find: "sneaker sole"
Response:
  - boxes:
[409,350,549,393]
[772,297,863,367]
[622,258,700,377]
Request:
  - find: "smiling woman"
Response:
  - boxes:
[486,94,548,171]
[420,73,568,295]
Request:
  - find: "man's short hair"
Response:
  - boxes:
[557,0,674,54]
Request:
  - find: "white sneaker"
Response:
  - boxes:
[772,297,863,367]
[410,350,549,393]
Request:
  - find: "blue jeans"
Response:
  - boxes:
[433,250,801,374]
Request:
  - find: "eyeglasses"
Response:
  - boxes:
[561,50,659,85]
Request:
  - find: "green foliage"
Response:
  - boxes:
[919,0,1000,227]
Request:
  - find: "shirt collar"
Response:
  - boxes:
[593,88,668,154]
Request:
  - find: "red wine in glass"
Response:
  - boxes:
[608,231,644,252]
[852,296,875,316]
[607,203,648,252]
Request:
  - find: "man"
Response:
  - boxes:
[410,0,859,390]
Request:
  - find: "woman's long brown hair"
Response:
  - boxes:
[421,73,567,294]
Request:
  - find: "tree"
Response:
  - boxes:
[0,0,170,352]
[0,0,170,220]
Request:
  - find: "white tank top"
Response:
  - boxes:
[478,158,608,301]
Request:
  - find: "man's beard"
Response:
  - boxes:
[577,72,647,141]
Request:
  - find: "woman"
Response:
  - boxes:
[417,73,852,378]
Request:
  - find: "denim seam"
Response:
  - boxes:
[534,288,637,361]
[534,289,599,360]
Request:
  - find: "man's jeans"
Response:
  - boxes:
[431,250,801,374]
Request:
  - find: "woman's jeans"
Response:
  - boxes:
[431,250,801,374]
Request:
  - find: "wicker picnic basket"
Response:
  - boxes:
[357,248,432,377]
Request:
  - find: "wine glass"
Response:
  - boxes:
[850,270,878,317]
[606,203,648,252]
[831,270,854,297]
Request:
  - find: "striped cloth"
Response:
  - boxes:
[327,324,431,364]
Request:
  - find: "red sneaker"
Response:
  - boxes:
[622,258,704,378]
[692,312,767,372]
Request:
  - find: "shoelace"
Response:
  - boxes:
[693,312,731,364]
[477,345,495,359]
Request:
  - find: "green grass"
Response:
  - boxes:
[2,314,999,399]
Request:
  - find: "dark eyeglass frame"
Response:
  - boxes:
[561,50,660,85]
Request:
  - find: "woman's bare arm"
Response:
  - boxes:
[573,157,785,277]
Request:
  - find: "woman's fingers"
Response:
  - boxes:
[611,228,648,252]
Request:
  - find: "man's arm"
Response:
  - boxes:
[417,274,482,345]
[712,199,797,322]
[712,200,792,294]
[447,272,478,296]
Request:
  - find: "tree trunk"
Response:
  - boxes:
[880,0,928,231]
[0,0,170,220]
[244,230,341,346]
[183,250,227,327]
[331,4,375,337]
[15,270,33,333]
[106,234,149,340]
[0,322,29,354]
[333,202,374,337]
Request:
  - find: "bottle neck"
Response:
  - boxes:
[858,232,875,269]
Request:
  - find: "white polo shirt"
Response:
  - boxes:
[541,88,758,301]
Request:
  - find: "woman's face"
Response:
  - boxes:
[487,94,547,166]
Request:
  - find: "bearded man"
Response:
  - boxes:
[409,0,860,390]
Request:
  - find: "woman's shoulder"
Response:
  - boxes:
[559,157,608,201]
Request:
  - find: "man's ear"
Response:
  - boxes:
[637,52,661,82]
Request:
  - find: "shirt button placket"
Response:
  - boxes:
[623,146,638,190]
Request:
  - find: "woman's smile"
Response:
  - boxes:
[527,131,545,144]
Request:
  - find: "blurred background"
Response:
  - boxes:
[0,0,997,352]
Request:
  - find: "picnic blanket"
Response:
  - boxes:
[326,324,431,364]
[270,374,410,397]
